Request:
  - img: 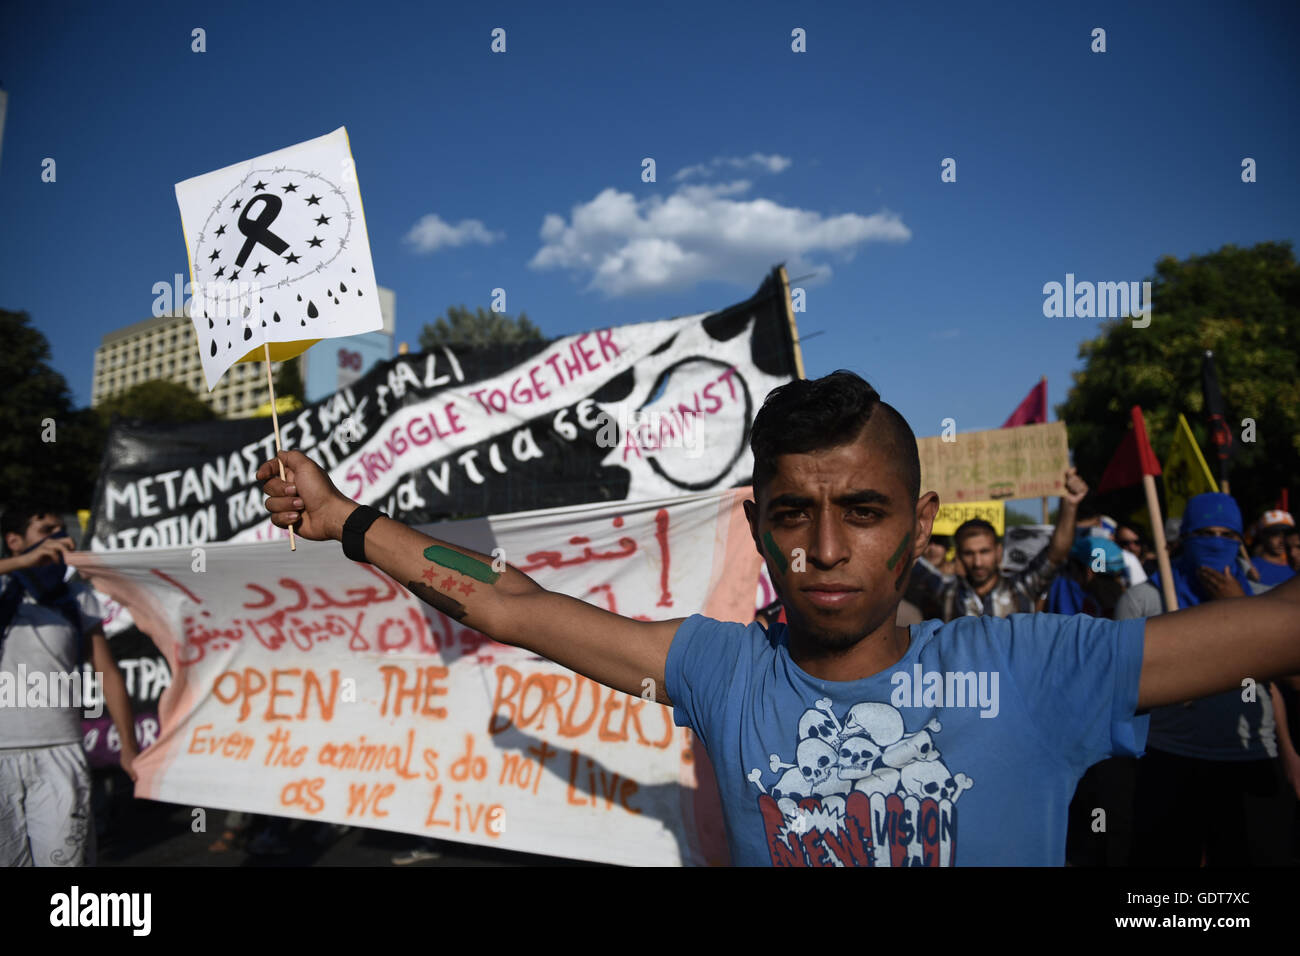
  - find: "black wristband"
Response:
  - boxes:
[341,505,388,563]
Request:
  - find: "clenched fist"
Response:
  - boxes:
[256,450,356,542]
[1061,466,1089,507]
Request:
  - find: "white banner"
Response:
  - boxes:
[73,488,761,866]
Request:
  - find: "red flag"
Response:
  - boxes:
[1097,405,1163,493]
[1002,378,1047,428]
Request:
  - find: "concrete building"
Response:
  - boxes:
[302,286,395,403]
[92,287,395,419]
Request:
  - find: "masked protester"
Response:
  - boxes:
[1,504,139,866]
[1118,492,1294,865]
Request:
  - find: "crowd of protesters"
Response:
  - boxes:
[4,469,1298,866]
[896,489,1299,866]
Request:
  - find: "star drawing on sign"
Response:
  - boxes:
[284,252,301,264]
[253,262,268,276]
[306,194,322,206]
[214,266,226,278]
[315,214,331,226]
[282,182,298,193]
[230,269,240,280]
[307,235,324,248]
[207,249,220,262]
[252,180,268,191]
[215,224,226,236]
[231,198,242,211]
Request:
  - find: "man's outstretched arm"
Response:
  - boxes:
[1137,574,1300,710]
[257,451,681,704]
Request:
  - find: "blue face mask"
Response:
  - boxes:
[1178,535,1241,576]
[14,530,71,603]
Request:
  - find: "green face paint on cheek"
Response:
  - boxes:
[890,532,913,589]
[886,532,912,571]
[423,545,500,584]
[762,531,788,574]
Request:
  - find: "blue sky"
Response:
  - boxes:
[2,1,1297,491]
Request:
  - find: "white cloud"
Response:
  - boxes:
[673,152,793,181]
[529,180,911,296]
[404,214,504,253]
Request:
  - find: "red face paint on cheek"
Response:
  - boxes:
[888,532,912,590]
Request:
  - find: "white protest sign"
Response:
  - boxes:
[175,126,381,389]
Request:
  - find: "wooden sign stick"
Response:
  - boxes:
[263,342,296,551]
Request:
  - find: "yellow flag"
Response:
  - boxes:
[1164,413,1217,519]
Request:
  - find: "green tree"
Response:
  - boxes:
[0,309,104,510]
[95,380,217,426]
[418,304,545,351]
[1057,241,1300,522]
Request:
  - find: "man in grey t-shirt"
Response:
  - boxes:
[1,504,139,865]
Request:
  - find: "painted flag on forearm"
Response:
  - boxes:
[1096,405,1162,494]
[174,126,382,390]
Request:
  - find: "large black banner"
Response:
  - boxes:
[88,269,798,548]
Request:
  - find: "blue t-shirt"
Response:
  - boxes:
[1252,557,1295,587]
[666,612,1148,866]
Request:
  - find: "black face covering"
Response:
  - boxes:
[2,530,85,664]
[13,530,72,603]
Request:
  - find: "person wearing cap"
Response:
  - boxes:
[1251,510,1297,586]
[1116,492,1292,865]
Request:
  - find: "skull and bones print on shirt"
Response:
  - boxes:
[749,698,974,866]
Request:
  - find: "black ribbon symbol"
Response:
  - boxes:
[235,193,289,267]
